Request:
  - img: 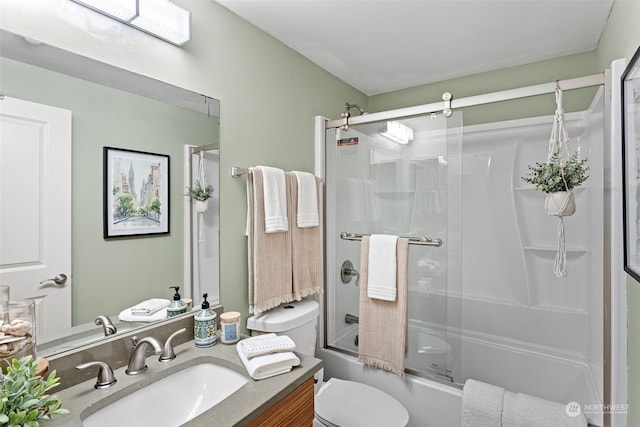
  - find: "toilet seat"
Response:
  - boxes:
[314,378,410,427]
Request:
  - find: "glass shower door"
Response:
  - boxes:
[325,112,463,382]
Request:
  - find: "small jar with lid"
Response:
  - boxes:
[219,311,241,344]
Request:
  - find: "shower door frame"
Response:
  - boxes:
[316,71,622,427]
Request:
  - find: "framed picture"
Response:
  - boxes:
[622,45,640,281]
[103,147,170,238]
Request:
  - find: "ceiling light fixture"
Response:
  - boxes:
[71,0,191,46]
[381,121,414,145]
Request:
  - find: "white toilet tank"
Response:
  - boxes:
[246,299,319,357]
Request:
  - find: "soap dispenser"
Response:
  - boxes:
[166,286,187,318]
[194,293,217,348]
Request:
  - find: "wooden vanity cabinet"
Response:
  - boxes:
[248,377,315,427]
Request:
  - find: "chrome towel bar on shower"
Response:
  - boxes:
[339,232,443,247]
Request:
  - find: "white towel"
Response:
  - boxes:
[129,298,170,316]
[367,234,399,301]
[502,391,587,427]
[257,166,288,233]
[118,307,168,322]
[239,333,296,359]
[461,379,505,427]
[292,171,319,228]
[235,341,300,380]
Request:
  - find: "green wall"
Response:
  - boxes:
[369,52,598,124]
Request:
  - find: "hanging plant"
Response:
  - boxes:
[522,150,589,216]
[520,85,590,278]
[185,180,214,213]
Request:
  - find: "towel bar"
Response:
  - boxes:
[231,166,324,182]
[340,232,443,247]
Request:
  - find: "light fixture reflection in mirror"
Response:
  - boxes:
[0,29,220,357]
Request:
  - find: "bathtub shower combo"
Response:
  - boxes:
[317,75,616,427]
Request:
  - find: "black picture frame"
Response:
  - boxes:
[622,45,640,281]
[103,146,170,238]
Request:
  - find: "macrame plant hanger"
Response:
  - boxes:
[197,149,208,242]
[546,84,574,278]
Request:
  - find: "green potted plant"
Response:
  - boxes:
[185,180,215,213]
[0,355,69,426]
[522,151,589,216]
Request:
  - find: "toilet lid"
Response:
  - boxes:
[315,378,409,427]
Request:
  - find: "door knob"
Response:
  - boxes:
[40,274,68,286]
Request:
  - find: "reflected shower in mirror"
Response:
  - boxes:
[0,29,220,357]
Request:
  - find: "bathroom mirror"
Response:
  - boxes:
[0,29,220,356]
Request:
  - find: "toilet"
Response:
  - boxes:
[246,299,410,427]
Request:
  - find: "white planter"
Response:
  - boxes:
[544,191,575,216]
[195,200,209,213]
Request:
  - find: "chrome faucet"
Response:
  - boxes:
[76,360,117,389]
[95,315,117,336]
[126,336,162,375]
[159,328,186,362]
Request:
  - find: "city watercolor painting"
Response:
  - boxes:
[103,147,170,238]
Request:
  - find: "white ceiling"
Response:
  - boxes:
[214,0,614,96]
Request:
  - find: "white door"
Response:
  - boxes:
[0,96,72,343]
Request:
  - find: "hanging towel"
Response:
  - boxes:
[461,379,505,427]
[502,391,587,427]
[288,172,324,300]
[235,341,300,380]
[249,167,294,314]
[367,234,400,301]
[292,171,319,228]
[257,166,288,233]
[358,236,409,377]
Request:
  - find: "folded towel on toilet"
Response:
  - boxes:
[238,333,296,359]
[235,340,300,380]
[461,379,505,427]
[502,391,587,427]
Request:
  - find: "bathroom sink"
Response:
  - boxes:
[82,362,248,427]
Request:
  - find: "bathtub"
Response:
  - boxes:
[318,317,602,427]
[316,345,462,427]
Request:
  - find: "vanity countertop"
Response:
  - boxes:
[47,338,322,427]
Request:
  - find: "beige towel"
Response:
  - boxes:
[250,167,294,314]
[288,172,324,299]
[358,236,409,377]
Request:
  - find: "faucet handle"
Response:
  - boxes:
[159,328,186,362]
[76,361,117,389]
